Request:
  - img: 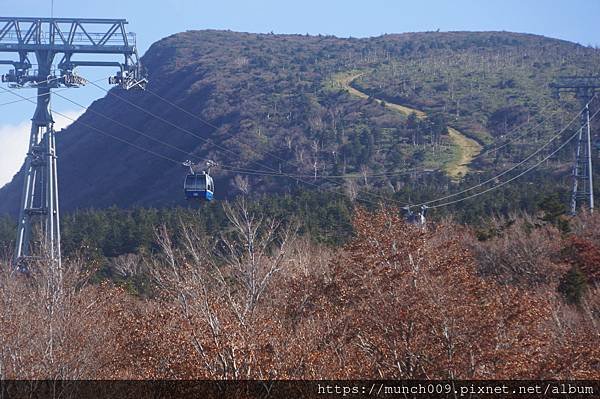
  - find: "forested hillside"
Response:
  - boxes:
[1,30,599,215]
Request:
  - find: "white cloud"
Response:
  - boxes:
[0,109,84,188]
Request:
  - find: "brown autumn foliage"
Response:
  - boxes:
[0,205,598,380]
[309,209,599,379]
[0,259,127,379]
[563,236,600,284]
[468,214,567,287]
[567,210,600,312]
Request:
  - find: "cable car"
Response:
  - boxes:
[401,205,428,228]
[183,160,216,201]
[184,171,214,201]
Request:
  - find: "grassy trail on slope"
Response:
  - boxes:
[335,72,482,179]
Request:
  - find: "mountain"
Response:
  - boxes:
[1,29,599,215]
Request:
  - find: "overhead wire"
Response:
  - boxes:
[0,74,197,167]
[153,85,504,208]
[405,95,597,208]
[3,84,287,175]
[3,83,384,206]
[0,74,303,176]
[469,108,560,162]
[22,86,433,181]
[143,84,297,167]
[51,89,217,166]
[138,81,450,204]
[85,79,285,173]
[430,114,598,209]
[0,85,184,165]
[129,78,576,202]
[84,78,396,205]
[429,106,600,209]
[0,78,313,177]
[46,89,433,180]
[220,166,427,179]
[141,83,404,180]
[0,73,307,178]
[220,99,590,209]
[219,102,562,181]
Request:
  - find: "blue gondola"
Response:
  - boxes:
[402,205,428,227]
[183,160,216,201]
[184,171,214,201]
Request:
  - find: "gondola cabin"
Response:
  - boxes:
[401,205,428,228]
[184,172,214,201]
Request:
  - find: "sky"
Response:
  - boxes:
[0,0,599,186]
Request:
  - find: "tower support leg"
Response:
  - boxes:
[585,104,594,212]
[570,127,583,215]
[13,83,61,270]
[570,102,595,215]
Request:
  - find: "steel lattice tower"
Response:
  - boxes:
[0,17,146,269]
[550,76,600,215]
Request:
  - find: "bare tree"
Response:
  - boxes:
[219,199,298,321]
[344,178,359,202]
[469,214,566,286]
[360,165,370,186]
[0,257,122,380]
[112,253,143,279]
[232,174,250,195]
[153,199,298,378]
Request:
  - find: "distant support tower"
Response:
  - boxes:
[550,76,600,215]
[0,17,146,270]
